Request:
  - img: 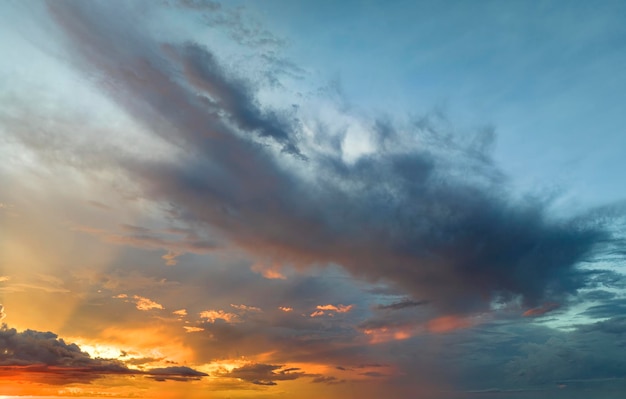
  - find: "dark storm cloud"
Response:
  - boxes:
[0,325,206,383]
[34,0,625,315]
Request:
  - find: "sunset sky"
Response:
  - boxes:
[1,1,626,398]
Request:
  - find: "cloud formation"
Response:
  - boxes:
[35,0,625,319]
[219,363,305,386]
[0,325,206,383]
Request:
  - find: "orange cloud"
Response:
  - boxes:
[363,327,414,344]
[133,295,164,311]
[183,326,204,333]
[161,250,182,266]
[522,302,560,317]
[199,309,239,323]
[113,294,164,311]
[316,304,354,313]
[426,315,472,333]
[230,304,262,312]
[251,262,286,280]
[278,306,293,312]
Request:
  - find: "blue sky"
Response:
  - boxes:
[1,1,626,398]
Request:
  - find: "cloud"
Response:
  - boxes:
[310,304,354,318]
[316,304,353,313]
[311,375,344,384]
[251,262,287,280]
[0,304,5,321]
[132,295,164,311]
[426,315,473,334]
[0,325,206,384]
[230,304,262,312]
[161,250,182,266]
[218,363,305,386]
[375,299,429,311]
[199,309,239,324]
[11,0,619,320]
[146,366,208,382]
[0,326,130,370]
[522,302,560,317]
[183,326,204,333]
[71,224,218,266]
[113,294,164,311]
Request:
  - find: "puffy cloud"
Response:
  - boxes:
[114,294,164,311]
[113,294,164,310]
[133,295,164,311]
[0,325,206,383]
[375,299,429,311]
[316,304,353,313]
[0,326,130,371]
[199,309,239,324]
[310,304,354,317]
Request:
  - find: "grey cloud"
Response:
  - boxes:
[581,289,617,301]
[581,298,626,319]
[0,325,206,383]
[0,326,129,371]
[38,0,626,316]
[311,375,344,384]
[578,316,626,335]
[174,0,221,12]
[218,363,305,385]
[360,371,387,378]
[375,298,429,311]
[147,366,208,382]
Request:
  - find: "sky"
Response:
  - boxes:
[1,0,626,398]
